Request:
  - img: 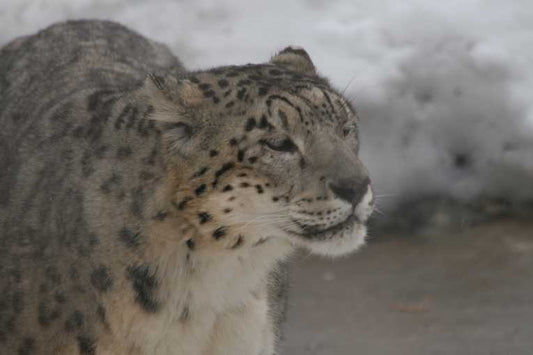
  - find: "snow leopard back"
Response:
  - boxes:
[0,20,182,353]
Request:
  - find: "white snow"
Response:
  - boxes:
[2,0,532,208]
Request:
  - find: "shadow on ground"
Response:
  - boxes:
[281,218,533,355]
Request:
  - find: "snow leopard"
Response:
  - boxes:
[0,20,374,354]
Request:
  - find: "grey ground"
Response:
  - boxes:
[281,218,533,355]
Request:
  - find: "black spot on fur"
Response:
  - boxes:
[18,337,35,355]
[65,311,84,332]
[222,185,233,192]
[195,184,207,196]
[100,173,121,194]
[258,115,273,131]
[245,117,256,131]
[154,211,168,221]
[198,212,212,224]
[272,197,279,202]
[198,83,211,90]
[215,162,235,178]
[77,335,96,355]
[90,266,113,293]
[229,138,238,146]
[237,88,246,100]
[96,305,106,325]
[69,266,80,281]
[299,157,307,169]
[255,185,264,194]
[186,239,195,250]
[173,196,193,210]
[213,227,227,240]
[44,266,61,286]
[54,291,66,304]
[115,105,133,130]
[85,91,118,140]
[95,145,108,159]
[116,146,132,159]
[237,150,245,162]
[248,157,258,164]
[131,187,145,217]
[259,113,270,127]
[192,167,209,179]
[127,265,160,312]
[218,79,229,88]
[223,208,232,214]
[240,182,250,188]
[258,87,269,96]
[144,146,159,166]
[119,228,142,248]
[225,101,235,108]
[38,302,61,327]
[209,150,218,157]
[137,117,156,138]
[203,90,215,98]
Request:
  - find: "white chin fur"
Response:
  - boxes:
[293,223,367,258]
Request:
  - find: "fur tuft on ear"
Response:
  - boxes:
[270,46,316,76]
[138,73,203,122]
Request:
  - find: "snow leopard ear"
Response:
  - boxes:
[140,73,203,122]
[270,46,317,76]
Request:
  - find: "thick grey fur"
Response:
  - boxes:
[0,20,288,354]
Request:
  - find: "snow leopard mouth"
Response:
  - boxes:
[289,214,360,240]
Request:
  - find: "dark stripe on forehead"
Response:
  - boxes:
[319,89,343,124]
[321,90,337,116]
[266,95,306,128]
[267,95,296,110]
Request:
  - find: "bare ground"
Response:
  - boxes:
[281,218,533,355]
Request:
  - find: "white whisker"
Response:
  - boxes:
[374,193,398,199]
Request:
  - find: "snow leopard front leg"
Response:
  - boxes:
[205,293,276,355]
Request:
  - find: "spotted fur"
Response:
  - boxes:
[0,21,373,354]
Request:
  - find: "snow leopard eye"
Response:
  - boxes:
[261,138,298,153]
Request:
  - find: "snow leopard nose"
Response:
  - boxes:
[329,177,371,206]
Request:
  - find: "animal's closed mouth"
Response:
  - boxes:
[290,214,359,240]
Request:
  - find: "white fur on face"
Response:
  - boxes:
[291,222,368,257]
[355,185,374,222]
[287,185,374,257]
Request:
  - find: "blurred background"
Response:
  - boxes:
[1,1,532,354]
